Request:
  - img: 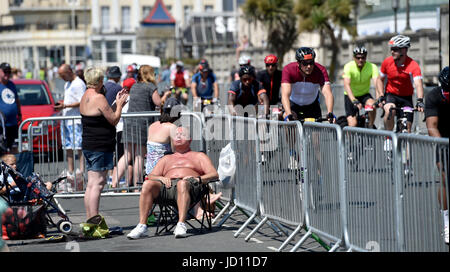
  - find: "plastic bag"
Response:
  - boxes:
[217,143,236,189]
[80,214,109,239]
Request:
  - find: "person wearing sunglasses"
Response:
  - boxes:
[342,45,380,128]
[281,47,335,123]
[376,35,424,133]
[256,55,282,106]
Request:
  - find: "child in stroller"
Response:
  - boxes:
[0,156,73,237]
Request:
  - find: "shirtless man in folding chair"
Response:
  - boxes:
[127,126,219,239]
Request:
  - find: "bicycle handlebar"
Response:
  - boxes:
[387,106,419,121]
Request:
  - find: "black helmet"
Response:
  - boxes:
[295,47,316,62]
[238,65,256,78]
[439,66,449,91]
[353,45,368,56]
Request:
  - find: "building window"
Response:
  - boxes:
[205,5,213,12]
[92,41,102,61]
[122,6,131,32]
[184,5,192,22]
[143,6,152,19]
[101,6,110,32]
[121,40,132,54]
[166,5,172,13]
[106,41,117,63]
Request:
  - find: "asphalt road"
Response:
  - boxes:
[5,194,326,254]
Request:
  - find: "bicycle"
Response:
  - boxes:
[387,106,420,176]
[355,102,379,129]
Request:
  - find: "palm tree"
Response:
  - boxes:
[242,0,298,66]
[294,0,357,81]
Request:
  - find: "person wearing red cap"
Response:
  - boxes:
[257,55,282,106]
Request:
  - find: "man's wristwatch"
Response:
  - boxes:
[198,176,202,185]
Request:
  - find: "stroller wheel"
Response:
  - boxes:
[57,220,73,234]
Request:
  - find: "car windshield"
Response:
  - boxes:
[15,84,51,106]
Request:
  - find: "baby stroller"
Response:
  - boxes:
[0,161,73,238]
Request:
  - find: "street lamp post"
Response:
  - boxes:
[405,0,412,31]
[392,0,399,34]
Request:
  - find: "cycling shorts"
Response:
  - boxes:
[290,99,322,120]
[385,93,414,123]
[344,93,373,117]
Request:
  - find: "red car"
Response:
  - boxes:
[12,79,61,153]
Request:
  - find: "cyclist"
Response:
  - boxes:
[230,55,252,82]
[376,35,424,133]
[281,47,335,122]
[227,65,269,117]
[342,45,380,128]
[170,61,190,104]
[424,66,449,244]
[191,59,219,111]
[257,54,282,106]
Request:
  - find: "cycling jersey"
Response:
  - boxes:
[342,60,379,97]
[425,86,449,138]
[228,79,266,107]
[257,69,282,105]
[191,72,216,99]
[380,56,422,96]
[281,62,330,106]
[170,70,189,88]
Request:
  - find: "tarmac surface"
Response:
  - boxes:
[5,194,326,254]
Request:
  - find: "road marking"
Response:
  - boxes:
[267,246,278,251]
[249,238,263,244]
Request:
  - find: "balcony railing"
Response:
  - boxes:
[8,0,88,11]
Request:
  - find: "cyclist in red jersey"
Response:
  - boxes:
[376,35,424,133]
[281,47,335,122]
[257,54,282,106]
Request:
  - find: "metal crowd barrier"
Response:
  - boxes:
[397,134,449,252]
[17,111,203,195]
[343,127,401,252]
[242,120,304,246]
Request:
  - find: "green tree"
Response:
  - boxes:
[294,0,357,81]
[242,0,298,66]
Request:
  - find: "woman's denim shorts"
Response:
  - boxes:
[83,150,114,171]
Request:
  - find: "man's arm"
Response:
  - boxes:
[227,92,237,115]
[194,153,219,185]
[343,77,359,106]
[213,82,219,99]
[414,78,425,112]
[375,75,386,106]
[191,81,198,98]
[258,92,270,116]
[147,156,172,188]
[321,83,334,114]
[281,83,292,119]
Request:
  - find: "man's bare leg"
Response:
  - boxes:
[176,179,191,223]
[138,180,162,225]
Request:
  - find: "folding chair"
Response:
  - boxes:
[149,178,219,236]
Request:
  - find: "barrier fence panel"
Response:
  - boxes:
[343,127,400,252]
[204,114,235,225]
[398,134,449,252]
[231,116,263,237]
[291,122,344,252]
[18,116,85,193]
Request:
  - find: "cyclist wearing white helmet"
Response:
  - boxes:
[281,47,335,123]
[230,55,252,82]
[376,35,424,133]
[342,45,380,128]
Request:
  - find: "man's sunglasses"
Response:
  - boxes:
[391,47,402,52]
[355,56,366,60]
[266,63,277,67]
[300,60,315,67]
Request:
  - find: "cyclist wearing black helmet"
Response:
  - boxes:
[227,65,269,117]
[425,66,449,138]
[281,47,335,122]
[342,45,380,128]
[424,66,449,245]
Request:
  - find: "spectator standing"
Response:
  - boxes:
[55,64,86,182]
[0,62,22,153]
[117,65,161,190]
[111,78,135,189]
[104,66,123,106]
[79,66,128,220]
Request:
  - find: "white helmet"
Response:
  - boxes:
[238,55,251,65]
[388,35,410,48]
